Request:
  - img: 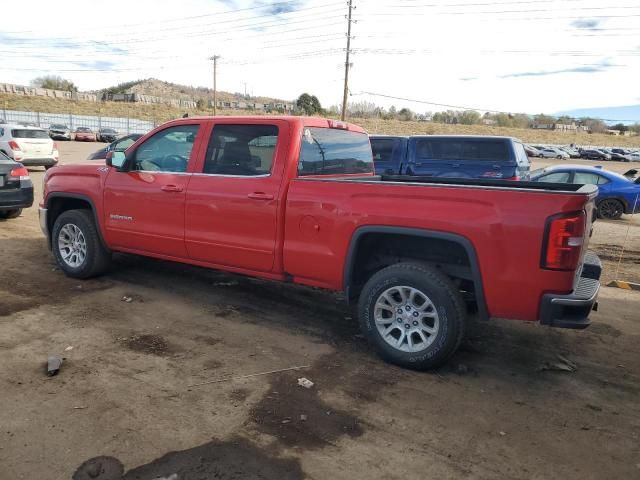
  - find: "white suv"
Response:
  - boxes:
[0,124,59,169]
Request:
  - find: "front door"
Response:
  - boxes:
[185,121,288,272]
[103,123,203,258]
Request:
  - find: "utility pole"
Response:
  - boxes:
[341,0,354,121]
[209,55,220,116]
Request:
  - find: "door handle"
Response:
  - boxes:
[247,192,274,200]
[161,184,184,192]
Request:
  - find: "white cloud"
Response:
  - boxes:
[1,0,639,116]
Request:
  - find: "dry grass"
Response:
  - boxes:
[2,93,638,147]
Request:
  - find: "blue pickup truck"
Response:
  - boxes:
[370,135,531,180]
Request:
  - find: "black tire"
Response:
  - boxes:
[358,262,466,370]
[0,209,22,219]
[52,209,111,279]
[556,155,562,159]
[597,199,624,220]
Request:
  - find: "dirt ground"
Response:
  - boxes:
[1,142,639,480]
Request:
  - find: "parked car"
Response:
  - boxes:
[0,124,59,169]
[96,128,119,143]
[531,165,640,220]
[560,146,580,158]
[612,148,630,156]
[369,135,530,180]
[607,151,632,162]
[538,147,570,159]
[74,127,96,142]
[49,124,71,141]
[87,134,143,160]
[580,149,611,161]
[0,151,34,219]
[629,151,640,161]
[524,144,543,157]
[40,116,601,370]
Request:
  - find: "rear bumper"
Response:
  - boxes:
[20,158,58,167]
[0,186,34,210]
[539,252,601,329]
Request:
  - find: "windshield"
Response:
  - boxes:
[77,127,91,132]
[50,124,67,130]
[11,129,50,139]
[298,127,373,176]
[101,129,117,134]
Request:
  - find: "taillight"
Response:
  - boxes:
[9,166,29,180]
[8,140,21,151]
[506,176,521,181]
[542,212,586,271]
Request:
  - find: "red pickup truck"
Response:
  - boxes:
[40,116,601,369]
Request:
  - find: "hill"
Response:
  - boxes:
[99,78,290,105]
[1,93,639,148]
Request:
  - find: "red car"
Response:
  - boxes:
[39,116,601,369]
[74,127,96,142]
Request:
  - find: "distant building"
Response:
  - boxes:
[531,123,590,133]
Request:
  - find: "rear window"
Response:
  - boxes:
[514,142,530,167]
[298,128,373,176]
[11,129,49,139]
[416,138,510,161]
[50,124,67,129]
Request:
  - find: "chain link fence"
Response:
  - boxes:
[0,109,154,135]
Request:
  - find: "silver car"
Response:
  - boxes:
[539,147,570,159]
[48,124,71,141]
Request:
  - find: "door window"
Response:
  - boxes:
[538,172,571,183]
[298,128,373,176]
[203,124,278,176]
[132,124,199,172]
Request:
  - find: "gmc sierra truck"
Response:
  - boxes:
[40,116,601,369]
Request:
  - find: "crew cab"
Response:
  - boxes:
[370,135,530,180]
[39,117,601,369]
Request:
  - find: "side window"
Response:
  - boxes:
[371,139,396,162]
[538,172,571,183]
[133,125,199,172]
[416,139,463,160]
[573,172,607,185]
[461,140,509,161]
[204,124,278,176]
[0,128,4,136]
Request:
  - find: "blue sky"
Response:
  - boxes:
[1,0,639,119]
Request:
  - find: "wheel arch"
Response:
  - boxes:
[45,193,109,251]
[343,226,489,320]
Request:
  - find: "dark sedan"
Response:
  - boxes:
[580,149,611,161]
[97,127,119,143]
[0,151,34,219]
[87,133,143,160]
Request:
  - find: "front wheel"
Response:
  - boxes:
[358,263,466,370]
[597,199,624,220]
[52,209,111,278]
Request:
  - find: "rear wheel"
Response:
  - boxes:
[358,263,466,370]
[597,198,624,220]
[0,209,22,219]
[52,209,111,278]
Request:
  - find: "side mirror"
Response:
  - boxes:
[106,151,127,170]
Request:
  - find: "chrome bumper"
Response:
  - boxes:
[39,207,49,243]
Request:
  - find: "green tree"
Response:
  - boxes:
[533,113,556,125]
[397,107,415,121]
[459,110,481,125]
[296,93,322,115]
[31,75,78,92]
[612,123,628,133]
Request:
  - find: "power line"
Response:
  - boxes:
[353,91,639,122]
[2,0,340,34]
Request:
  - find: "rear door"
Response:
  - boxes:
[184,120,289,272]
[103,123,205,257]
[11,129,52,159]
